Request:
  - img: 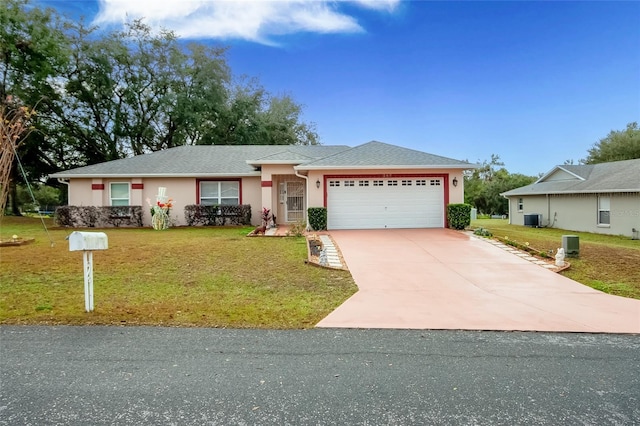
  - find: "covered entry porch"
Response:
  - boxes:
[271,174,306,225]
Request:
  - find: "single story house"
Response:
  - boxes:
[50,141,475,229]
[501,158,640,238]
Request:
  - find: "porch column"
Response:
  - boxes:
[91,179,104,206]
[261,180,273,215]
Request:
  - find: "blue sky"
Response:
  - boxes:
[39,1,639,176]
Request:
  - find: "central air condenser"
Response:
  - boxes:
[524,214,542,227]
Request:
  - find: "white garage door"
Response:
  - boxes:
[327,178,445,229]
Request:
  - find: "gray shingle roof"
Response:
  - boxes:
[247,150,315,163]
[50,142,474,178]
[50,145,351,178]
[296,141,474,170]
[557,164,594,180]
[502,158,640,196]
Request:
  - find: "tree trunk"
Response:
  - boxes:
[9,181,22,216]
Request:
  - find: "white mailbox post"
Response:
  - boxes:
[68,231,108,312]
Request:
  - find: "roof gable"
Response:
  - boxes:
[536,167,585,183]
[296,141,474,170]
[503,158,640,196]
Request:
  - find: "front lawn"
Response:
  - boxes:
[471,219,640,299]
[0,217,357,328]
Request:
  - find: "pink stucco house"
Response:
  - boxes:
[50,141,474,229]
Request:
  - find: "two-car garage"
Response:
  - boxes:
[326,177,445,230]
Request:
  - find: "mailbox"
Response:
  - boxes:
[69,231,108,251]
[68,231,108,313]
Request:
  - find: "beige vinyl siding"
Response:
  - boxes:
[510,193,640,237]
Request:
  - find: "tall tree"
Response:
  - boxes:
[50,20,317,164]
[203,78,318,146]
[582,122,640,164]
[47,20,232,164]
[2,0,320,215]
[464,155,536,215]
[261,94,318,146]
[0,0,68,213]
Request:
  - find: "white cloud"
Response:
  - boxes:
[351,0,399,11]
[93,0,400,42]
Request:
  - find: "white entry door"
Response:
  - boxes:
[327,178,444,229]
[285,181,305,222]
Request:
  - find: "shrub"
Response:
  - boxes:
[55,206,98,227]
[105,206,143,227]
[55,206,143,227]
[307,207,327,231]
[184,204,251,226]
[447,203,472,230]
[286,220,307,237]
[474,227,493,237]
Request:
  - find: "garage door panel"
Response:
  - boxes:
[327,178,444,229]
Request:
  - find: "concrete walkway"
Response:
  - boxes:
[316,229,640,333]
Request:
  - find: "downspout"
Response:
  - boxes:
[57,178,70,204]
[502,194,511,224]
[294,169,310,230]
[547,194,550,227]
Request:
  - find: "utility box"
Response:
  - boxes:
[562,235,579,257]
[69,231,108,251]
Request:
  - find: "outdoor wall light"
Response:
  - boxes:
[316,179,321,189]
[452,177,458,187]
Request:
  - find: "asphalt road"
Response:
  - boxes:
[1,326,638,425]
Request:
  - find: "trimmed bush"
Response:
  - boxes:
[447,203,472,230]
[473,227,493,237]
[55,206,143,227]
[184,204,251,226]
[307,207,327,231]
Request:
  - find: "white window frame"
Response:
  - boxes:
[109,182,130,206]
[597,195,610,226]
[199,181,240,206]
[517,198,524,212]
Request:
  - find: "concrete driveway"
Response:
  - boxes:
[316,229,640,333]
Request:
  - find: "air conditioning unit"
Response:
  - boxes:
[524,214,542,227]
[562,235,580,257]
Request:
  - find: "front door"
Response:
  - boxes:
[285,181,304,222]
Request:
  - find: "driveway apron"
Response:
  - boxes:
[316,229,640,333]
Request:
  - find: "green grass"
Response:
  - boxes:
[0,217,357,328]
[471,219,640,299]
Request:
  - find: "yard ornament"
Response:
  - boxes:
[555,248,565,267]
[149,187,173,230]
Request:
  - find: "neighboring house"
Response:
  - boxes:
[501,158,640,238]
[50,141,474,230]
